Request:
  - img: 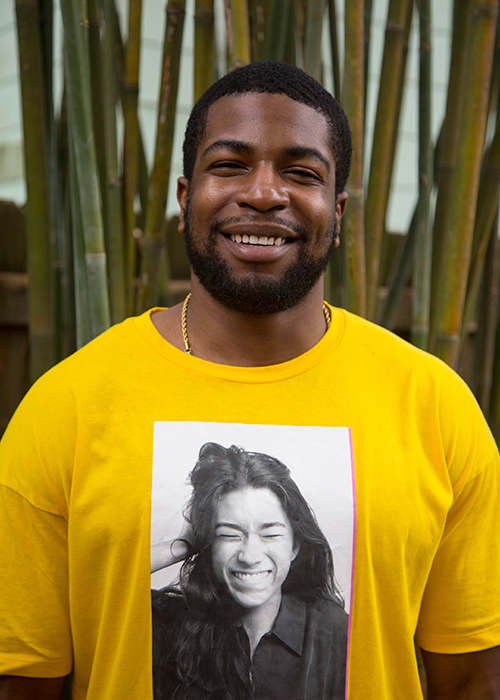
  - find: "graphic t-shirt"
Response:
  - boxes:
[1,306,499,699]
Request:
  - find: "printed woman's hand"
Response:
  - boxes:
[150,519,194,574]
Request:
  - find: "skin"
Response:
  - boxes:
[211,487,299,656]
[4,92,499,697]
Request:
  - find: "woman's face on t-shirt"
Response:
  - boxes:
[211,487,300,611]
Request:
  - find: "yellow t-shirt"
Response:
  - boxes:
[1,306,499,699]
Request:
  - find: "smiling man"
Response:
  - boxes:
[1,61,500,700]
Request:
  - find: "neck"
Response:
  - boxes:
[185,275,329,366]
[151,275,330,367]
[241,593,282,659]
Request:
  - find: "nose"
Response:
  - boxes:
[236,163,290,212]
[237,534,264,567]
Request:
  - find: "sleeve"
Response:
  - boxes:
[0,370,76,677]
[415,367,500,653]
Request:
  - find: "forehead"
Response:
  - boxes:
[199,93,332,161]
[216,487,290,524]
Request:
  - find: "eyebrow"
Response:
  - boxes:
[201,140,330,172]
[201,140,253,159]
[215,521,287,532]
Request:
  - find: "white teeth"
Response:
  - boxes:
[229,234,287,246]
[233,571,271,581]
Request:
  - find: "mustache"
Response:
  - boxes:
[210,215,308,239]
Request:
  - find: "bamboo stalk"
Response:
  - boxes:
[15,0,56,381]
[226,0,251,69]
[327,0,341,100]
[195,0,215,99]
[87,0,107,202]
[430,0,473,323]
[60,0,111,338]
[430,0,498,368]
[363,0,373,121]
[411,0,432,350]
[460,106,500,348]
[304,0,326,82]
[41,0,65,363]
[136,0,186,313]
[248,0,270,63]
[123,0,143,315]
[294,0,307,69]
[284,0,297,65]
[474,214,500,411]
[381,204,418,329]
[102,0,126,324]
[364,0,413,320]
[342,0,366,317]
[68,125,93,349]
[266,0,293,62]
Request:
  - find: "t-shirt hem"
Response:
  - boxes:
[0,657,71,677]
[416,620,500,654]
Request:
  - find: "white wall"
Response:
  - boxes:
[0,0,453,232]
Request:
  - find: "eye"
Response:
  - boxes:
[262,533,283,540]
[208,161,246,176]
[286,167,323,183]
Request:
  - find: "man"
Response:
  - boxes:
[1,61,500,699]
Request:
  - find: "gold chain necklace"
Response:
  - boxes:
[181,292,331,355]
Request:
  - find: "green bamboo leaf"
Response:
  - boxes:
[342,0,366,317]
[411,0,433,351]
[364,0,413,320]
[430,0,498,368]
[137,0,186,313]
[61,0,111,337]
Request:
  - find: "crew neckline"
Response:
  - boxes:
[133,304,346,384]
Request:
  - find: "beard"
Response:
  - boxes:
[183,200,338,315]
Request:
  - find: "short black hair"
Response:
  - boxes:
[182,61,352,196]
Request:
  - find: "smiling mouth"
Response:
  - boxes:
[232,570,272,581]
[228,234,289,246]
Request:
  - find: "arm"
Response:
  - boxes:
[151,518,194,574]
[421,646,500,700]
[0,676,66,700]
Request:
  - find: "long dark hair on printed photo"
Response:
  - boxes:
[153,442,342,700]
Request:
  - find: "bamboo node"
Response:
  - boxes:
[385,22,405,35]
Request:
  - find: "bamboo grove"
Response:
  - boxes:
[14,0,500,441]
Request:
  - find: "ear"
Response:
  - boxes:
[333,191,348,248]
[291,542,301,561]
[336,191,348,219]
[177,176,189,234]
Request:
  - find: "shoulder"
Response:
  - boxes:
[307,597,349,629]
[152,589,186,626]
